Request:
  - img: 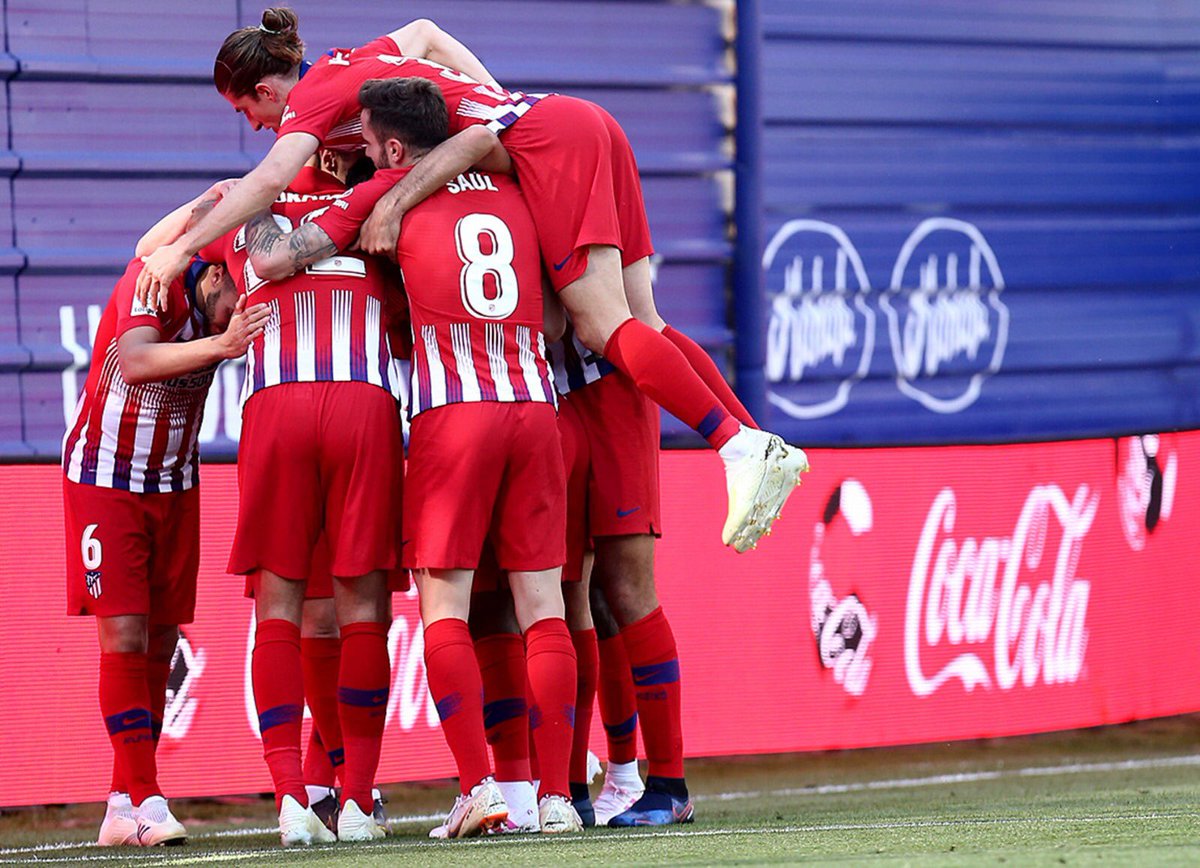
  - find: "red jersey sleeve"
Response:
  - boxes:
[311,167,409,251]
[277,35,400,143]
[197,227,235,267]
[114,260,187,339]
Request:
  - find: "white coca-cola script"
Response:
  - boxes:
[905,484,1097,697]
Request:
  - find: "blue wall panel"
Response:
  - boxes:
[759,0,1200,445]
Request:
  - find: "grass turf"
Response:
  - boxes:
[1,714,1198,865]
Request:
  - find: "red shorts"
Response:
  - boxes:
[403,402,566,572]
[506,95,655,291]
[63,477,199,624]
[229,381,404,581]
[560,372,662,582]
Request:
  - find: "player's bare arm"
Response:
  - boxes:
[389,18,497,86]
[134,179,239,257]
[117,296,269,386]
[244,209,339,280]
[135,133,319,310]
[358,127,512,256]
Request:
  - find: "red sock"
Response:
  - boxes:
[301,637,344,784]
[569,629,598,784]
[146,657,171,747]
[604,318,740,449]
[99,652,159,806]
[622,607,684,779]
[597,634,639,764]
[474,633,530,782]
[662,325,758,429]
[304,725,337,789]
[253,619,306,810]
[525,618,576,799]
[424,618,491,794]
[337,622,390,812]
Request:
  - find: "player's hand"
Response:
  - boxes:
[357,199,403,258]
[215,295,271,359]
[136,242,191,311]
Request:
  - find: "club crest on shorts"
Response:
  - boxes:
[85,569,102,599]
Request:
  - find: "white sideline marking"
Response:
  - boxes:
[694,753,1200,802]
[1,753,1197,862]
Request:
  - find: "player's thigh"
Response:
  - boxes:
[592,534,658,627]
[316,382,404,577]
[404,404,508,571]
[557,246,632,354]
[146,485,200,626]
[490,404,566,573]
[621,256,665,330]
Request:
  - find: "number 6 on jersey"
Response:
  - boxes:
[456,213,519,319]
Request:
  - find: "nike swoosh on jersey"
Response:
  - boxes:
[617,506,641,518]
[552,253,573,271]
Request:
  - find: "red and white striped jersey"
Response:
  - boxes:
[198,167,404,406]
[546,321,616,397]
[62,259,213,493]
[317,167,555,418]
[277,35,546,151]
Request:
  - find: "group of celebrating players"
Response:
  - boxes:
[62,8,808,848]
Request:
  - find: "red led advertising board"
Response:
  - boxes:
[1,433,1197,807]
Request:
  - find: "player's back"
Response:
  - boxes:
[62,260,212,492]
[397,169,555,415]
[279,35,542,150]
[201,167,403,403]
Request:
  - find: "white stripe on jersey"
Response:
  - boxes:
[332,290,352,381]
[65,390,89,481]
[264,299,282,387]
[450,322,482,403]
[516,326,548,404]
[93,348,126,487]
[365,296,383,388]
[242,338,255,406]
[126,400,158,491]
[421,324,448,408]
[487,322,516,402]
[295,292,316,382]
[537,332,555,399]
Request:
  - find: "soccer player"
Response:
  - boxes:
[135,8,809,554]
[63,250,266,847]
[549,324,694,825]
[245,76,581,837]
[193,158,405,845]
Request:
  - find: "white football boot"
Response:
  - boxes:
[278,794,337,846]
[337,798,386,842]
[97,792,138,846]
[720,428,810,552]
[133,795,187,846]
[490,780,539,834]
[593,760,646,826]
[432,777,509,838]
[538,794,584,834]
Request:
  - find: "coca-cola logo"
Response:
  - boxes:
[762,220,876,418]
[905,484,1096,697]
[882,219,1009,413]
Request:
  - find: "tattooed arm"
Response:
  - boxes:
[244,210,338,282]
